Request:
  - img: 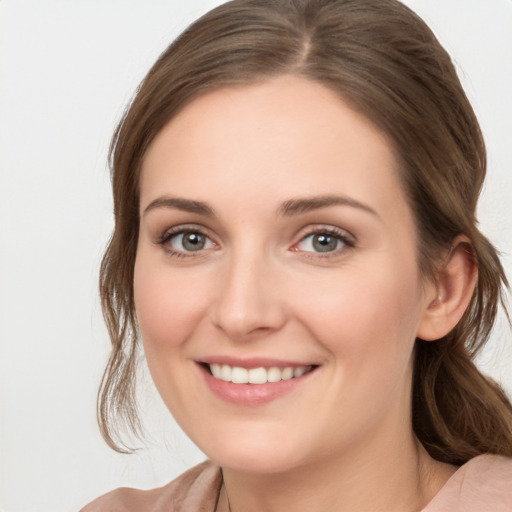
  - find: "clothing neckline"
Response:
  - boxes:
[215,454,499,512]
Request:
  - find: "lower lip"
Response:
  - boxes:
[199,365,316,406]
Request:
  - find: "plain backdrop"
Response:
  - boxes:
[0,1,511,511]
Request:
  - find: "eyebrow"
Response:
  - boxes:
[142,196,215,216]
[278,195,379,217]
[142,194,378,218]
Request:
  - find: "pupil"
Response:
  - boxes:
[183,233,205,251]
[313,234,337,252]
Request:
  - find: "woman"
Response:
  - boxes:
[82,0,512,510]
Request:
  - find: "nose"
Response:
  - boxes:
[211,252,287,340]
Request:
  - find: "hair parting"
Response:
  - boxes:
[98,0,512,460]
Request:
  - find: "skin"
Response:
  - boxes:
[134,75,462,511]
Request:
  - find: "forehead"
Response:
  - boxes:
[139,75,408,220]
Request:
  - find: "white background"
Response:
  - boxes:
[0,1,511,511]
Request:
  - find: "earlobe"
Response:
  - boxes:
[417,236,477,341]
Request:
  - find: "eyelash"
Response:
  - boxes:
[155,225,356,259]
[293,226,356,259]
[156,225,217,259]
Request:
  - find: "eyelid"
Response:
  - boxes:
[291,225,356,257]
[155,224,219,257]
[153,222,355,259]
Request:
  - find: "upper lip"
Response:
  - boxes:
[198,356,318,369]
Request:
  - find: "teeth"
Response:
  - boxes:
[294,366,307,378]
[267,367,282,383]
[210,363,222,379]
[208,364,312,384]
[231,367,249,384]
[248,367,267,384]
[221,364,232,382]
[281,367,293,380]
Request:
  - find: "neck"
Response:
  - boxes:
[220,428,455,512]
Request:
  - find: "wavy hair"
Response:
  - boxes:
[98,0,512,460]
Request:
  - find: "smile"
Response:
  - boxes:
[198,359,319,405]
[208,364,313,384]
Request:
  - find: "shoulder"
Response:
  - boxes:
[423,454,512,512]
[80,460,222,512]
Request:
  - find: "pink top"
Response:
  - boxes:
[81,454,512,511]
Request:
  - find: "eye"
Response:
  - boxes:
[294,228,355,255]
[171,232,212,252]
[158,227,217,256]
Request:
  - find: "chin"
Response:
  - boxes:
[211,450,304,475]
[194,429,306,475]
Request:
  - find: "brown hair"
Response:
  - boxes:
[98,0,512,460]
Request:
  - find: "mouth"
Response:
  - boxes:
[203,363,316,384]
[197,357,319,405]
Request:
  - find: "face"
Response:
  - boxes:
[134,75,436,474]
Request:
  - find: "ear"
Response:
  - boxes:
[417,236,477,341]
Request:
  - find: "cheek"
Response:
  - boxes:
[133,255,206,352]
[133,253,211,416]
[292,258,424,360]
